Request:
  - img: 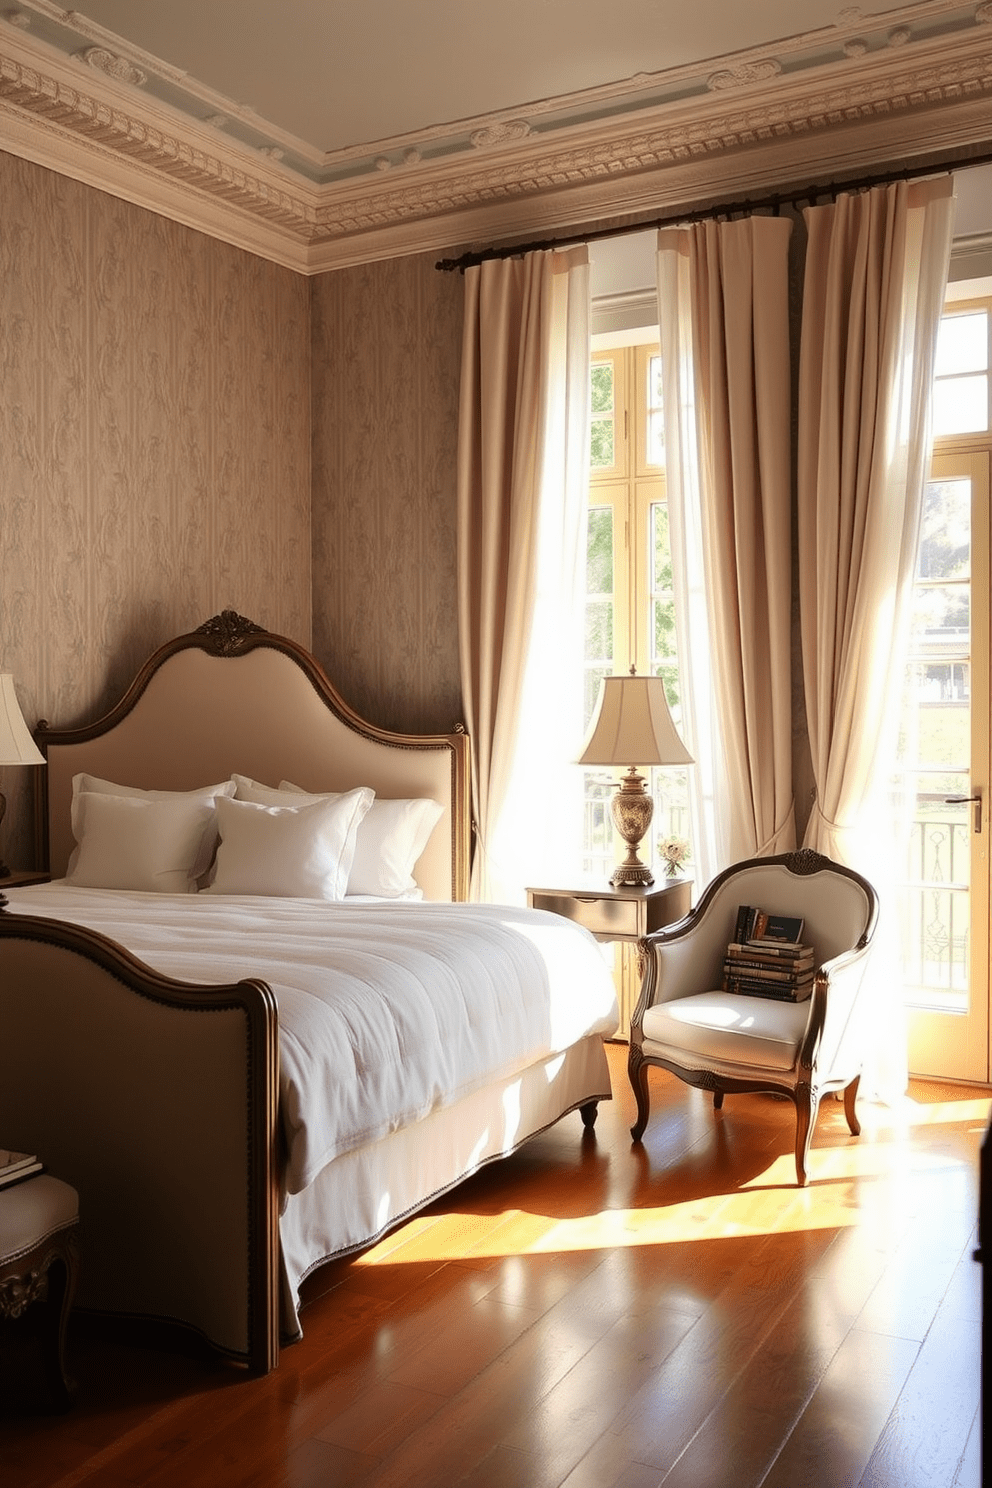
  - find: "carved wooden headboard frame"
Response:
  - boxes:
[34,611,470,902]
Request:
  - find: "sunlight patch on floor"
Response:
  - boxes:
[349,1087,990,1267]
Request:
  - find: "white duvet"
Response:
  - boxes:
[7,884,618,1195]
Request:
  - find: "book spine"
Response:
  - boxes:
[723,976,811,1001]
[739,940,810,958]
[734,905,752,943]
[723,959,810,981]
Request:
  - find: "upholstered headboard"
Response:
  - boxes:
[34,611,470,902]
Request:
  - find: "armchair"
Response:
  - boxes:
[628,848,879,1186]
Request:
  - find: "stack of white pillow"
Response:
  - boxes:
[65,772,443,900]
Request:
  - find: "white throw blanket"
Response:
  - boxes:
[7,885,618,1195]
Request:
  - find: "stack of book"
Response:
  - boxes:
[722,904,816,1002]
[0,1149,44,1191]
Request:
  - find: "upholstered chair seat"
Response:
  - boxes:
[628,849,879,1186]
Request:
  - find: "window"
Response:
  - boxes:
[583,343,690,880]
[931,303,991,438]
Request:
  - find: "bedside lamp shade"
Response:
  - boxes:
[0,673,45,881]
[578,672,692,887]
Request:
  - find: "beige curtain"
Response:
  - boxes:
[457,248,590,902]
[798,176,955,1103]
[798,177,956,866]
[657,216,795,876]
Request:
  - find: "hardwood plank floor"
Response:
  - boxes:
[1,1044,986,1488]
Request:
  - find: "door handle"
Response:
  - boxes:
[945,793,983,833]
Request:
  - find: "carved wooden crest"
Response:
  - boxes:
[194,611,267,656]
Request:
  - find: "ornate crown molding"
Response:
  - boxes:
[1,3,991,272]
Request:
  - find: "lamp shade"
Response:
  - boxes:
[577,672,692,768]
[0,674,44,766]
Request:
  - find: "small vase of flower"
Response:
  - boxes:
[658,835,691,879]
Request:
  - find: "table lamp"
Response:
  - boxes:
[0,673,45,880]
[577,669,692,887]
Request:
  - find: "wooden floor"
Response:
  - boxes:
[1,1043,987,1488]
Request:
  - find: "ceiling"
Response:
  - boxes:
[2,0,991,270]
[17,0,917,168]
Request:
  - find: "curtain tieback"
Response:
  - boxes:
[755,806,797,858]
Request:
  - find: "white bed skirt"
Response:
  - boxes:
[279,1033,611,1337]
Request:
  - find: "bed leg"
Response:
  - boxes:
[579,1101,599,1129]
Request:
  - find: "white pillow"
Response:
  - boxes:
[67,791,221,893]
[279,781,442,898]
[69,774,236,880]
[206,790,373,899]
[231,774,302,808]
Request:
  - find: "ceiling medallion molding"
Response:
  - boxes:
[708,60,783,92]
[470,120,532,150]
[2,14,991,272]
[78,45,146,89]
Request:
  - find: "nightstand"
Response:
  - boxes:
[526,878,692,1039]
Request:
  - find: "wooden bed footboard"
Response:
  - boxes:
[0,908,281,1374]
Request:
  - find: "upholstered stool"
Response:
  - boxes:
[0,1174,79,1410]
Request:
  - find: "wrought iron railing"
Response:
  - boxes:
[898,796,970,1004]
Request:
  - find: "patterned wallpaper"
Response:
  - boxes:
[311,253,463,737]
[0,151,311,870]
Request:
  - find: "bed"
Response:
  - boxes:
[0,611,618,1373]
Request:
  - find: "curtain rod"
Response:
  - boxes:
[435,146,992,273]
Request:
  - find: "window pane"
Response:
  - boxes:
[585,601,613,665]
[646,353,664,466]
[590,418,615,467]
[591,362,615,413]
[934,311,987,377]
[918,480,970,580]
[586,505,614,593]
[651,501,672,590]
[650,765,691,846]
[909,584,970,647]
[650,503,677,663]
[932,374,988,436]
[900,662,970,774]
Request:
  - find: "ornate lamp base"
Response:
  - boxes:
[609,767,655,887]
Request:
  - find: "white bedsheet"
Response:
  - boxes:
[7,885,618,1195]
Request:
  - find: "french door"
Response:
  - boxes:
[900,451,990,1082]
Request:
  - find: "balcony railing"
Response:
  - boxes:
[898,796,970,1007]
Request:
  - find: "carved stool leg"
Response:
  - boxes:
[0,1180,79,1412]
[42,1231,79,1411]
[579,1101,599,1129]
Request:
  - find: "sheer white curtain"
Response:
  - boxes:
[798,175,956,1099]
[656,216,795,887]
[457,247,590,903]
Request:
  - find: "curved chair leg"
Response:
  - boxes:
[713,1090,724,1111]
[628,1048,652,1142]
[794,1084,821,1188]
[579,1100,599,1129]
[843,1076,861,1136]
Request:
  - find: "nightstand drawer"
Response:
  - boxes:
[526,880,692,942]
[527,889,639,938]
